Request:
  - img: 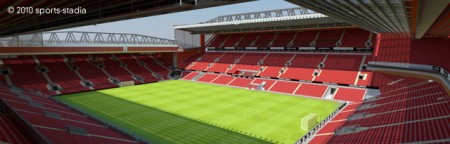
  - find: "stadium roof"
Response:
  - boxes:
[286,0,450,39]
[0,31,191,55]
[174,7,352,34]
[175,0,449,38]
[0,0,253,37]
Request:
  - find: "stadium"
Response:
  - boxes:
[0,0,449,144]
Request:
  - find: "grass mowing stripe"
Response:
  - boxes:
[57,92,270,144]
[56,80,342,144]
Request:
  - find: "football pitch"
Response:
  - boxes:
[55,80,342,144]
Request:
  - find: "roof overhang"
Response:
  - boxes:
[287,0,450,39]
[286,0,410,35]
[0,0,254,37]
[0,46,182,56]
[175,7,351,34]
[0,31,197,54]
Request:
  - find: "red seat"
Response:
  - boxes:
[211,75,235,85]
[295,83,328,98]
[3,56,49,92]
[333,88,366,102]
[268,81,300,94]
[197,73,219,83]
[228,77,253,87]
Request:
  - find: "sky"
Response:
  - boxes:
[56,0,297,40]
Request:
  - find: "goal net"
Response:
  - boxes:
[119,81,135,87]
[301,113,318,131]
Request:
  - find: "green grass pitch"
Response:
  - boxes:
[55,80,342,144]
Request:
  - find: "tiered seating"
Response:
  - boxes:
[315,30,342,48]
[308,135,332,144]
[316,70,358,84]
[2,56,48,91]
[401,118,450,143]
[136,55,170,79]
[228,77,253,87]
[228,53,265,73]
[323,55,362,70]
[187,53,222,71]
[36,127,137,144]
[0,85,138,144]
[0,75,4,84]
[1,54,171,95]
[356,55,374,86]
[341,103,361,111]
[409,37,450,70]
[116,54,158,83]
[0,114,34,144]
[358,86,445,114]
[261,54,293,66]
[331,111,356,120]
[178,52,203,68]
[197,73,219,83]
[211,75,234,85]
[222,34,243,47]
[258,54,293,77]
[333,88,366,102]
[251,79,276,90]
[345,103,449,127]
[253,33,275,47]
[369,72,425,93]
[271,32,296,47]
[208,34,229,47]
[291,31,317,47]
[329,118,450,143]
[294,83,328,98]
[317,121,345,134]
[11,102,98,124]
[207,53,244,73]
[209,29,375,49]
[258,67,282,78]
[37,55,88,93]
[2,98,77,115]
[193,29,378,86]
[188,53,370,86]
[237,33,259,47]
[65,55,114,90]
[315,55,363,84]
[341,29,372,48]
[356,71,373,86]
[279,54,324,80]
[268,81,300,94]
[320,82,450,143]
[182,71,199,80]
[310,103,361,143]
[328,124,405,143]
[375,34,411,63]
[94,54,134,82]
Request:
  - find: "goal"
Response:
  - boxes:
[119,81,135,87]
[301,113,318,131]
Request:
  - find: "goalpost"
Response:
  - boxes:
[119,81,135,87]
[301,113,318,131]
